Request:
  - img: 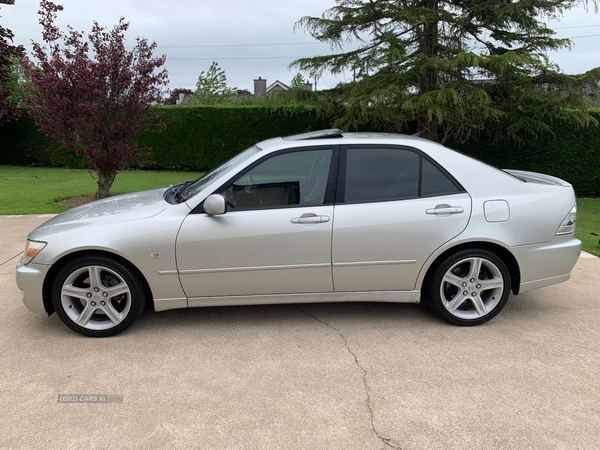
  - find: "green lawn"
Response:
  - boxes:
[0,165,202,214]
[576,198,600,256]
[1,165,598,256]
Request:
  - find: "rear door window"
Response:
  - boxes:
[342,146,461,203]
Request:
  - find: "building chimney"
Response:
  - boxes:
[254,77,267,97]
[303,82,313,91]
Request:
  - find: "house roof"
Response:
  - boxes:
[266,80,290,92]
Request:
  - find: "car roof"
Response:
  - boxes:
[255,129,439,152]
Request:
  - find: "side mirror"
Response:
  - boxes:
[203,194,227,215]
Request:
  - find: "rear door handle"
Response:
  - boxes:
[291,213,330,224]
[426,204,464,215]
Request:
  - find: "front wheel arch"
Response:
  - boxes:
[42,250,153,317]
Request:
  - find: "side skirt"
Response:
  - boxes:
[187,290,421,309]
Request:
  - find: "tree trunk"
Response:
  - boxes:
[417,0,439,141]
[95,169,117,199]
[418,114,438,141]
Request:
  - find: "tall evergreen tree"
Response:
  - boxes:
[292,0,599,142]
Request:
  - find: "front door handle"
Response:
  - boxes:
[291,213,330,224]
[426,204,464,215]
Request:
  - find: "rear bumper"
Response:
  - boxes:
[15,259,51,315]
[511,235,581,294]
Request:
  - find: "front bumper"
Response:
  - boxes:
[511,235,581,294]
[15,259,51,315]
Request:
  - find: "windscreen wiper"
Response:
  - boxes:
[172,180,193,203]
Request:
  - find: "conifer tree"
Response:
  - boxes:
[292,0,599,142]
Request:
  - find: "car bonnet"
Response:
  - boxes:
[28,188,169,239]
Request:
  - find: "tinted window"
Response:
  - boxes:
[344,148,461,203]
[421,158,460,196]
[222,149,332,209]
[345,148,420,202]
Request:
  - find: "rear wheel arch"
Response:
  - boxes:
[42,250,153,317]
[421,242,521,297]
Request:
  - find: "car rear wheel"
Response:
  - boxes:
[427,249,511,326]
[52,255,146,337]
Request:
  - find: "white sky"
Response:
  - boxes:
[2,0,599,93]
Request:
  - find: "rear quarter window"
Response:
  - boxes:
[421,158,460,196]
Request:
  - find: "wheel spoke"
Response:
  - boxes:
[76,302,96,326]
[104,283,129,298]
[468,258,483,281]
[89,266,103,290]
[101,303,123,325]
[479,278,503,291]
[442,272,466,288]
[471,295,488,316]
[446,293,469,314]
[62,285,90,301]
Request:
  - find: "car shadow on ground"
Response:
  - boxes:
[136,301,435,333]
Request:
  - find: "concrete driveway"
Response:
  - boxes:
[1,215,598,450]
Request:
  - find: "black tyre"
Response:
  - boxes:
[426,248,511,326]
[52,254,147,337]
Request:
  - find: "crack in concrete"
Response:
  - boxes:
[295,305,402,450]
[0,252,23,267]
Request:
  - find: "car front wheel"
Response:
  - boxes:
[426,249,511,326]
[52,255,146,337]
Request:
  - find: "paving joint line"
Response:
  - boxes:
[0,252,23,267]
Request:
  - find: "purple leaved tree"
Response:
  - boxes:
[20,0,169,198]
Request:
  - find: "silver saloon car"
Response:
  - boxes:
[16,130,581,337]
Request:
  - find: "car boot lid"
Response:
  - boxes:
[503,169,572,187]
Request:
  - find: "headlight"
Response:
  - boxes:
[555,206,577,235]
[23,240,47,265]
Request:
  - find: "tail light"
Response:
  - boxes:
[555,206,577,235]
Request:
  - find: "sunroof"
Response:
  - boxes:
[282,129,343,141]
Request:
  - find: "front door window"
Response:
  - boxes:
[221,149,333,209]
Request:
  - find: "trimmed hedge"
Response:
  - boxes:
[453,110,600,197]
[137,104,333,171]
[0,104,333,171]
[1,105,598,196]
[0,112,87,167]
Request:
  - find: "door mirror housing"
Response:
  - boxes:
[203,194,227,215]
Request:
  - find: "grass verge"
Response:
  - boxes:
[0,165,202,214]
[576,198,600,256]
